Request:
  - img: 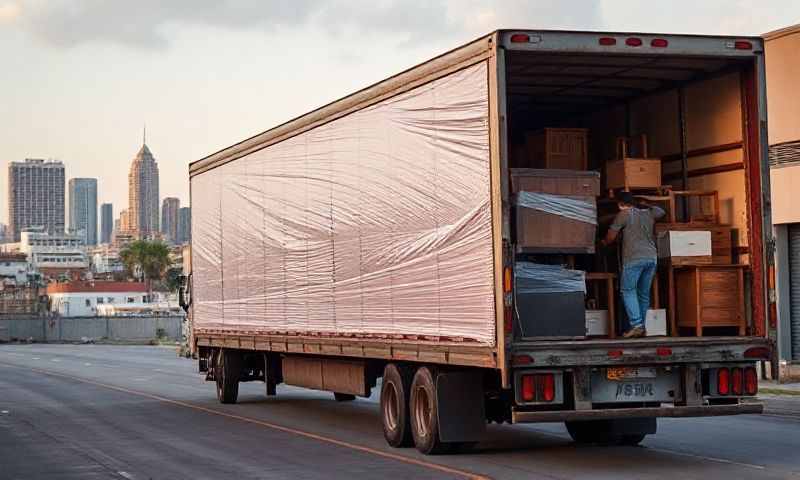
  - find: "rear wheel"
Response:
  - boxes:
[410,366,448,455]
[381,363,414,448]
[215,349,242,404]
[334,392,356,402]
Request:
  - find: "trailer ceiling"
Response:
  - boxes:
[506,51,751,132]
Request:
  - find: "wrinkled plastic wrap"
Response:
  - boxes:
[514,191,598,225]
[514,262,587,295]
[191,62,496,345]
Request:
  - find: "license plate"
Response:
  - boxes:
[606,367,657,381]
[614,382,656,399]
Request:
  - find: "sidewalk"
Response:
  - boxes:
[759,380,800,396]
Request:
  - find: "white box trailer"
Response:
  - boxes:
[187,29,774,454]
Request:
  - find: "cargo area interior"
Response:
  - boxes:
[504,50,761,341]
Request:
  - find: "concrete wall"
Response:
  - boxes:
[0,315,184,343]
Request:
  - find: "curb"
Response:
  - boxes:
[759,387,800,397]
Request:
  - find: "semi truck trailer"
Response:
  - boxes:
[186,29,774,454]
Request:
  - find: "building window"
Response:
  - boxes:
[96,297,104,304]
[107,297,114,304]
[127,297,135,303]
[85,299,91,307]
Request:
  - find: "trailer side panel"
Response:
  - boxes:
[192,61,497,346]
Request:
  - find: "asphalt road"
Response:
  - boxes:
[1,345,799,480]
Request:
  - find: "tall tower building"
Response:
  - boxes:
[177,206,191,244]
[8,159,65,242]
[100,203,113,244]
[128,131,160,238]
[177,207,192,244]
[68,178,98,246]
[161,197,180,243]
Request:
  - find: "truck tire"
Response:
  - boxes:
[216,349,242,404]
[334,392,356,402]
[381,363,414,448]
[409,366,448,454]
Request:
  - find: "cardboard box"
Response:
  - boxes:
[586,310,609,336]
[656,224,733,264]
[645,309,667,336]
[657,230,712,259]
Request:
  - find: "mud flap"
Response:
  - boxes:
[436,371,486,443]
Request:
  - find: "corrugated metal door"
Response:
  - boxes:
[788,224,800,360]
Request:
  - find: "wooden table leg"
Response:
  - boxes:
[695,269,703,337]
[668,266,677,337]
[607,277,616,339]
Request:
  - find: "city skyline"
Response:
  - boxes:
[2,2,798,226]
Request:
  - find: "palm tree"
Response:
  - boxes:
[120,240,172,297]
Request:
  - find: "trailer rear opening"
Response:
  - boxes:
[187,30,773,455]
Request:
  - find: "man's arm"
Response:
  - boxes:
[602,211,627,246]
[650,205,666,220]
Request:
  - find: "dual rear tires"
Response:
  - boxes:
[381,364,473,454]
[215,349,243,404]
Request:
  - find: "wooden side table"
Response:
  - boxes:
[665,264,747,337]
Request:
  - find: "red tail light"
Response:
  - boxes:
[608,349,623,358]
[744,367,758,396]
[626,38,643,47]
[717,368,730,395]
[541,374,555,402]
[521,375,535,401]
[651,38,669,48]
[734,40,753,50]
[656,347,672,356]
[504,307,513,335]
[510,34,530,43]
[599,37,617,46]
[731,368,743,395]
[744,347,770,359]
[512,354,533,366]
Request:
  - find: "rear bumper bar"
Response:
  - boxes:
[512,403,763,423]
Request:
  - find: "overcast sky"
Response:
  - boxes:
[1,0,798,225]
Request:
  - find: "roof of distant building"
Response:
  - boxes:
[47,281,147,294]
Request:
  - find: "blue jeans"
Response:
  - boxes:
[620,258,657,330]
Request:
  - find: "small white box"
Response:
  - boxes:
[657,230,712,258]
[586,310,609,336]
[645,309,667,336]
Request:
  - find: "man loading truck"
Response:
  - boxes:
[602,192,666,338]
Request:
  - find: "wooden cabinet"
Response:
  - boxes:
[673,265,746,336]
[524,128,588,170]
[511,169,599,253]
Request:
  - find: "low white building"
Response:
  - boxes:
[5,228,89,280]
[0,253,34,287]
[47,281,149,317]
[89,244,125,274]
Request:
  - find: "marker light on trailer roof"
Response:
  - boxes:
[651,38,669,48]
[598,37,617,46]
[510,33,529,43]
[625,37,643,47]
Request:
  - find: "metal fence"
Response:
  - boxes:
[0,315,184,343]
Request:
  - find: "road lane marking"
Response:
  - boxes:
[646,446,766,470]
[1,362,488,480]
[117,471,134,479]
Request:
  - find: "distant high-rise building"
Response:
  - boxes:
[118,208,131,233]
[0,223,7,243]
[128,132,160,238]
[177,207,191,244]
[161,197,180,243]
[100,203,113,244]
[68,178,98,246]
[8,158,65,242]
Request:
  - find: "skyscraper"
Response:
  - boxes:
[68,178,98,246]
[161,197,180,243]
[100,203,113,244]
[8,159,65,242]
[128,133,160,238]
[177,207,191,244]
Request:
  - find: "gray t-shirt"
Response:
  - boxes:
[610,206,666,263]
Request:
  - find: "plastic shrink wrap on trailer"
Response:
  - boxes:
[191,61,497,345]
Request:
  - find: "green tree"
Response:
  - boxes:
[120,240,172,295]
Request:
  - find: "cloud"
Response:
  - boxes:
[5,0,606,50]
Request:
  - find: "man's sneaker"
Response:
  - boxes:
[623,326,645,338]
